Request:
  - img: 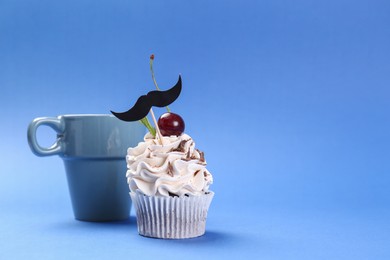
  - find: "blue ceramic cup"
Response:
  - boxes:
[27,114,145,221]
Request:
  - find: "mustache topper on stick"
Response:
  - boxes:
[111,75,182,122]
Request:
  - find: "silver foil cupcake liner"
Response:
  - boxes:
[130,190,214,239]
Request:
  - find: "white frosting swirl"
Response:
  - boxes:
[126,133,213,197]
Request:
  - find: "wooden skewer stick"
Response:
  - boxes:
[149,108,164,145]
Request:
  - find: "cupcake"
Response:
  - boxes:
[127,132,213,239]
[111,55,214,239]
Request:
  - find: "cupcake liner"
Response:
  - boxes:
[130,190,214,239]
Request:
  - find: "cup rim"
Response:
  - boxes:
[60,114,115,118]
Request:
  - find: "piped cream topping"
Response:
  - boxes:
[126,133,213,197]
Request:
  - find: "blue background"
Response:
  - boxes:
[1,0,389,259]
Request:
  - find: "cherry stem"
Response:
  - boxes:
[149,108,164,145]
[150,55,171,112]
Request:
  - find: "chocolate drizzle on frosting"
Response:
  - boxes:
[194,170,200,177]
[172,139,191,153]
[196,149,205,163]
[167,162,174,177]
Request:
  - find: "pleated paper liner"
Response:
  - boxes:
[130,190,214,239]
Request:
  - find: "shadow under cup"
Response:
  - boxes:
[27,114,145,222]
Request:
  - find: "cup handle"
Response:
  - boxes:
[27,117,65,157]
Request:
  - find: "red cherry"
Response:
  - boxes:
[158,112,185,136]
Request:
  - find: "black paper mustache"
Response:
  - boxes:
[111,75,182,122]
